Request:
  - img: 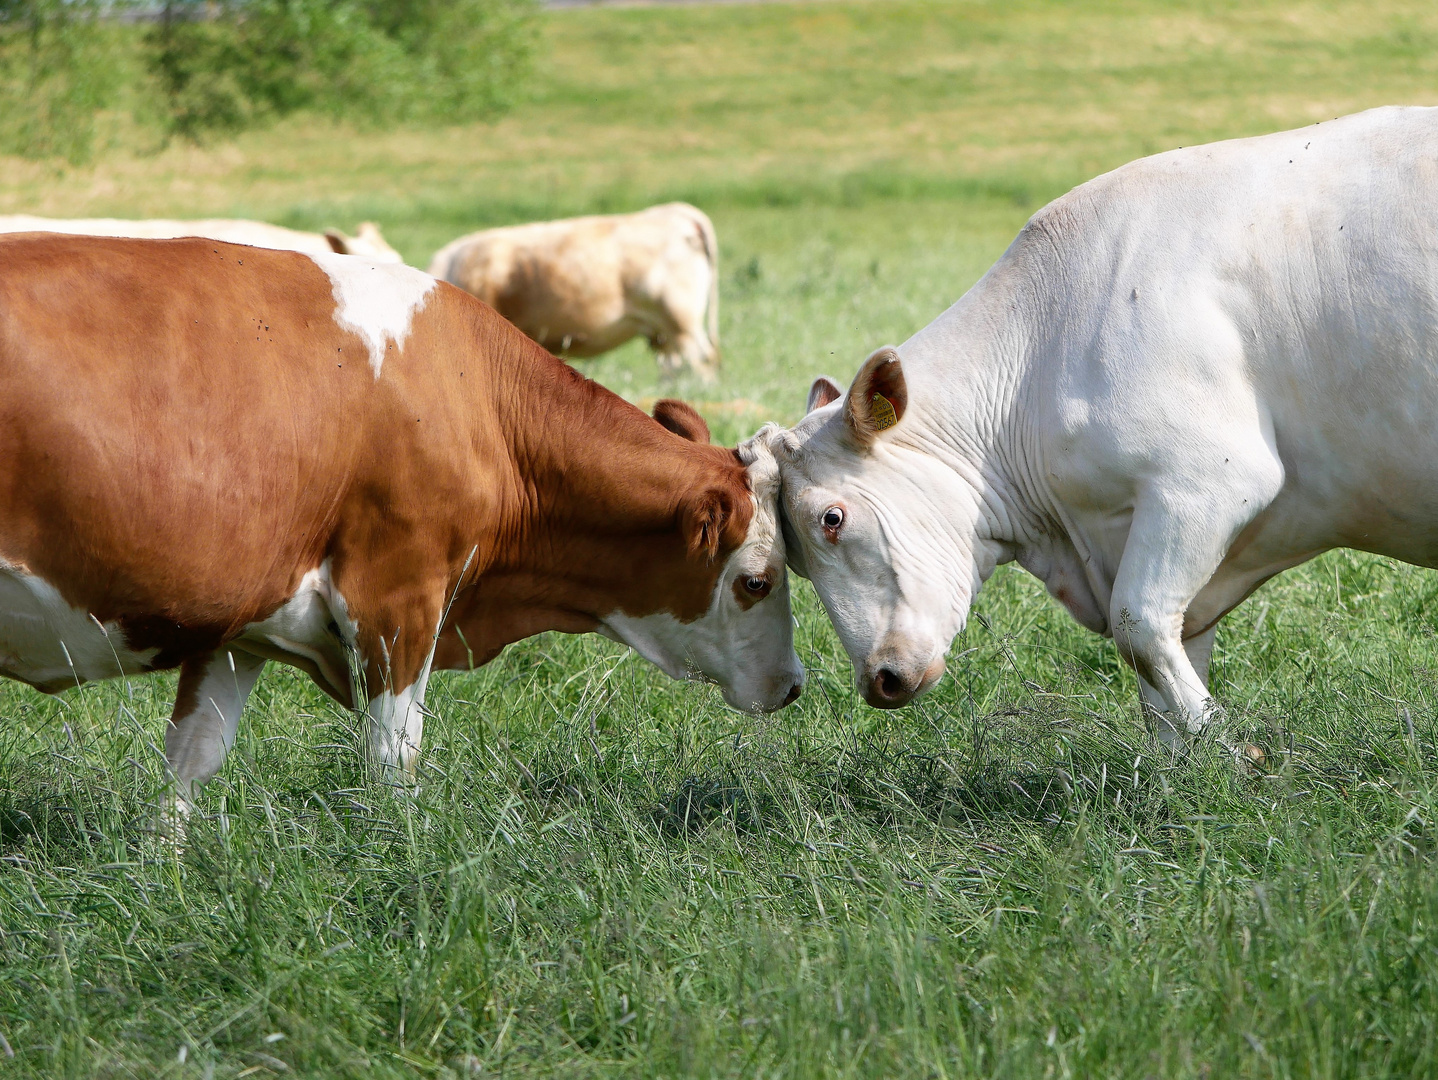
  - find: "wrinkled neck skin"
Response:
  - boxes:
[871,316,1032,650]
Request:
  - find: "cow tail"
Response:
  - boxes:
[692,208,720,357]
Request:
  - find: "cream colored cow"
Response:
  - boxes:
[428,202,720,380]
[0,215,403,262]
[771,106,1438,745]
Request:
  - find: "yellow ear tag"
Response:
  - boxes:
[869,392,898,431]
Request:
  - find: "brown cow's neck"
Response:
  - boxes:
[436,343,750,669]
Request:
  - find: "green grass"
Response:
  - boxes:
[7,0,1438,1076]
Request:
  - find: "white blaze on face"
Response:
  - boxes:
[308,252,436,378]
[600,429,805,713]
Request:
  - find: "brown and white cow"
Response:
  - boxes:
[0,235,800,813]
[427,203,720,380]
[0,214,403,262]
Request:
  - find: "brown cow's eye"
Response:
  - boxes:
[822,506,845,530]
[744,575,770,595]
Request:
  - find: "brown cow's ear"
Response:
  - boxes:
[653,399,711,444]
[806,375,843,413]
[681,486,735,562]
[845,346,907,446]
[323,229,350,254]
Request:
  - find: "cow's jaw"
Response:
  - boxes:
[772,409,996,708]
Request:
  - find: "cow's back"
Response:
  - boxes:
[937,105,1438,566]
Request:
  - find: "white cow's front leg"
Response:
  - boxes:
[1112,461,1278,740]
[366,645,437,780]
[165,647,267,814]
[1138,624,1219,745]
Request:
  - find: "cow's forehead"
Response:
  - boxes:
[773,406,860,490]
[734,429,788,562]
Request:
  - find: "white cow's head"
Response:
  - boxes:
[599,404,804,713]
[768,348,999,709]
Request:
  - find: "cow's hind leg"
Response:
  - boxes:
[164,647,267,817]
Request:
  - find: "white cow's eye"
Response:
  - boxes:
[821,506,845,530]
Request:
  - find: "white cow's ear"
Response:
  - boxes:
[323,228,352,254]
[845,346,907,445]
[806,376,843,414]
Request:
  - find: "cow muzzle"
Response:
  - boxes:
[860,653,946,709]
[727,668,805,713]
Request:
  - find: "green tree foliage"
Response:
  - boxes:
[146,0,538,142]
[0,0,538,160]
[0,0,121,163]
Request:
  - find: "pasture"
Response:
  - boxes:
[6,0,1438,1075]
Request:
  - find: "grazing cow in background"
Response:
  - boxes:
[0,235,800,816]
[767,105,1438,744]
[428,202,721,381]
[0,214,403,262]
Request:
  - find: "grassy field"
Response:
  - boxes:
[7,0,1438,1076]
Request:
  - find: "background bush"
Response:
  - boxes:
[0,0,538,161]
[0,0,123,163]
[147,0,538,140]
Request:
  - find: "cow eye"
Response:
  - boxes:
[821,506,845,530]
[743,575,770,596]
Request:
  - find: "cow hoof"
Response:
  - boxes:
[147,795,191,848]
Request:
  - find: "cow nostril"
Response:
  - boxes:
[876,667,904,699]
[783,682,802,706]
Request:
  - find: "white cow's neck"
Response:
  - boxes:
[896,253,1054,560]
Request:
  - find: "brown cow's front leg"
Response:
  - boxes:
[164,647,267,819]
[349,592,445,781]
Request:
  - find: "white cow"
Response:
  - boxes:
[768,106,1438,743]
[0,215,403,262]
[428,202,720,380]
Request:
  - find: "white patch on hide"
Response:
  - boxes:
[0,563,158,690]
[239,559,357,695]
[308,252,436,378]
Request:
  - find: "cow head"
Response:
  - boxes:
[768,348,999,709]
[324,222,404,264]
[599,402,804,713]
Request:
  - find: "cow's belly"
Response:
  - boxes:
[523,308,642,358]
[497,272,633,357]
[0,557,357,702]
[1255,407,1438,564]
[0,564,158,692]
[1183,460,1438,635]
[560,319,649,357]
